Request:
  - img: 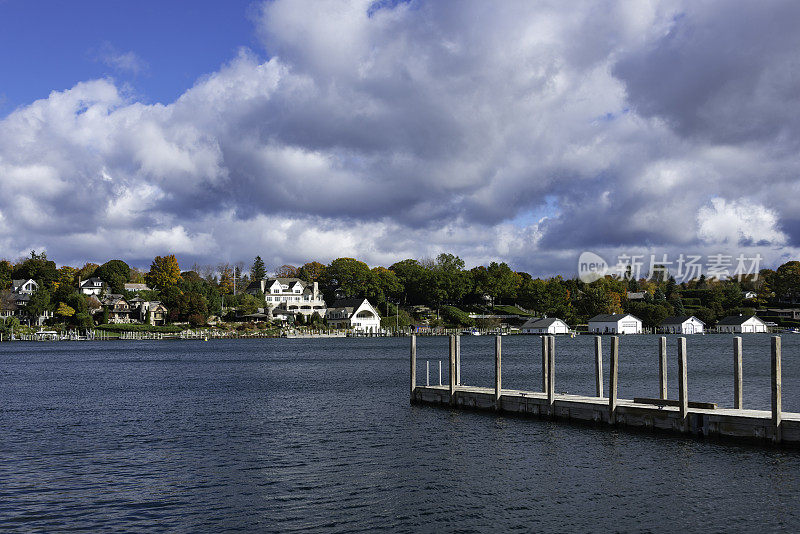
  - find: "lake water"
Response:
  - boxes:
[1,334,800,532]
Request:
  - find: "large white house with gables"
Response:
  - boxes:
[588,313,643,334]
[325,298,381,332]
[247,278,327,319]
[79,277,106,296]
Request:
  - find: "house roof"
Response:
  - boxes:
[124,283,150,290]
[329,298,367,310]
[717,315,763,326]
[523,317,565,328]
[661,315,705,326]
[588,313,639,322]
[80,277,105,286]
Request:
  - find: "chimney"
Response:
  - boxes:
[313,282,319,299]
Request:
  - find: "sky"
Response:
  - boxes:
[1,0,799,277]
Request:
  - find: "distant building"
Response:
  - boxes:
[11,279,38,295]
[124,283,151,293]
[326,298,381,332]
[626,291,647,301]
[659,316,705,334]
[79,277,106,296]
[100,294,132,323]
[588,313,642,334]
[520,317,570,335]
[756,308,800,322]
[247,278,327,318]
[743,291,757,300]
[716,315,768,333]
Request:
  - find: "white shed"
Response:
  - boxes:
[716,315,768,333]
[521,317,570,335]
[588,313,642,334]
[659,316,705,334]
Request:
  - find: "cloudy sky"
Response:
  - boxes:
[1,0,799,277]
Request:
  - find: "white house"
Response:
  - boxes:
[521,317,571,335]
[124,283,151,292]
[716,315,768,333]
[326,298,381,332]
[588,313,643,334]
[659,316,705,334]
[11,279,38,295]
[247,277,327,318]
[79,277,106,296]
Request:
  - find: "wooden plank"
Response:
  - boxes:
[633,397,717,410]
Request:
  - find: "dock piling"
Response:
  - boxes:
[659,336,667,400]
[495,335,502,407]
[594,336,603,398]
[547,336,555,406]
[734,336,743,409]
[678,337,688,422]
[410,335,416,398]
[772,336,782,443]
[449,335,456,402]
[438,360,442,386]
[541,335,549,394]
[426,360,430,386]
[609,336,618,421]
[456,334,461,386]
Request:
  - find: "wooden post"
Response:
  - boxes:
[678,336,688,422]
[547,335,555,405]
[410,335,417,399]
[733,336,743,410]
[659,336,667,400]
[495,335,502,407]
[541,335,549,394]
[594,336,603,398]
[449,335,456,400]
[609,336,618,421]
[456,334,461,386]
[772,336,782,443]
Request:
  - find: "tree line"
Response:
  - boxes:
[2,250,800,330]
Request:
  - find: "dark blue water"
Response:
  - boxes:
[1,335,799,532]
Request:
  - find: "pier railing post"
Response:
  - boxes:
[609,336,618,422]
[426,360,430,386]
[678,337,688,424]
[541,335,549,394]
[547,336,555,407]
[449,335,456,402]
[733,336,743,409]
[410,335,416,400]
[456,334,461,386]
[659,336,667,400]
[772,336,782,444]
[495,335,502,408]
[594,336,603,398]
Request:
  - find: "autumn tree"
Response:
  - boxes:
[276,264,299,278]
[146,255,181,290]
[56,302,76,318]
[218,263,234,295]
[297,261,325,282]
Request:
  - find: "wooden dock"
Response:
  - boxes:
[409,334,800,447]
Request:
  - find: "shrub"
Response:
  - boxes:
[440,305,475,327]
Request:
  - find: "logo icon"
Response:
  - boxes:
[578,251,608,283]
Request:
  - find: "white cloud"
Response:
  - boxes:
[0,0,799,274]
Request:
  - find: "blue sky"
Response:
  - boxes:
[0,0,798,276]
[0,0,256,114]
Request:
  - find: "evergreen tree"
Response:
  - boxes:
[251,256,266,281]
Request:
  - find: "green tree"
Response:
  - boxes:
[772,261,800,303]
[26,288,52,318]
[95,259,131,293]
[319,258,376,303]
[13,251,59,286]
[389,259,428,305]
[0,260,14,290]
[251,256,266,281]
[146,255,181,290]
